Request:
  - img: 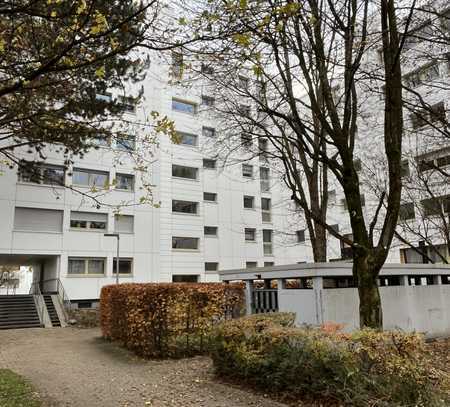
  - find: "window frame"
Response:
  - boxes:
[115,173,134,191]
[176,131,198,147]
[18,162,65,187]
[70,211,108,231]
[243,195,255,209]
[72,168,109,189]
[204,226,218,237]
[172,199,199,215]
[202,126,216,138]
[245,227,256,242]
[203,192,217,202]
[242,164,254,178]
[172,236,200,251]
[172,98,197,115]
[204,262,219,272]
[67,257,105,276]
[112,257,133,275]
[203,158,217,169]
[172,164,198,180]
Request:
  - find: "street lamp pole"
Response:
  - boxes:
[104,233,120,284]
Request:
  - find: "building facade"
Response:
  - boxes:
[0,4,448,305]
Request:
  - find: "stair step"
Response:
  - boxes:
[0,324,43,330]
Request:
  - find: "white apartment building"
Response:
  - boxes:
[0,4,448,306]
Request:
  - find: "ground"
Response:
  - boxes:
[0,328,287,407]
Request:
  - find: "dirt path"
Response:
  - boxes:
[0,328,287,407]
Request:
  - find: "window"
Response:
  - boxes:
[205,262,218,272]
[243,195,254,209]
[241,133,252,148]
[172,200,198,214]
[411,101,446,129]
[116,135,136,151]
[202,126,215,138]
[245,228,256,241]
[114,214,134,233]
[68,258,105,275]
[296,230,306,243]
[70,211,107,230]
[263,229,273,255]
[171,51,183,78]
[239,105,251,117]
[258,138,268,157]
[14,207,63,232]
[203,158,216,169]
[18,162,65,186]
[399,203,415,221]
[264,262,274,267]
[91,135,110,147]
[255,80,266,101]
[260,167,270,192]
[246,262,257,268]
[437,155,450,168]
[112,258,133,274]
[172,237,199,250]
[238,75,249,89]
[421,196,450,216]
[201,95,215,106]
[204,226,218,236]
[421,197,441,216]
[203,192,217,202]
[72,168,108,188]
[96,92,112,103]
[201,63,214,75]
[328,190,337,203]
[172,164,198,180]
[117,95,136,113]
[403,62,440,89]
[261,198,271,222]
[115,173,134,191]
[401,160,410,177]
[177,132,198,146]
[172,275,199,282]
[242,164,253,178]
[172,99,196,114]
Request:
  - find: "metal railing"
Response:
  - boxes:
[40,278,72,320]
[252,289,278,314]
[29,281,46,326]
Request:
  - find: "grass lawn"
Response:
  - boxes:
[0,369,41,407]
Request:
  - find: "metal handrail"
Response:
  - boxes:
[29,281,46,326]
[40,278,72,319]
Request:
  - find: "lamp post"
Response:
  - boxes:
[104,233,120,284]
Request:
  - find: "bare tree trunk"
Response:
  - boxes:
[312,222,327,262]
[353,254,383,328]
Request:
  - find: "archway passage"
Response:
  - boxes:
[0,254,61,329]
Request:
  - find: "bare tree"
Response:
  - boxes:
[178,0,423,329]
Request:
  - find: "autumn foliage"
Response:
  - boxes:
[210,313,449,406]
[100,283,244,358]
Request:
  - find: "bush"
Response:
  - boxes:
[68,308,100,328]
[100,283,244,358]
[210,313,449,406]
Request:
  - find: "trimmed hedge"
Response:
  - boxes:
[210,313,449,406]
[100,283,244,358]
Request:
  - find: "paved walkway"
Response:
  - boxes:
[0,328,286,407]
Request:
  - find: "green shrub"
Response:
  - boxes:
[210,313,449,406]
[100,282,244,358]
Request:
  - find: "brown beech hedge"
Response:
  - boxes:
[100,283,244,358]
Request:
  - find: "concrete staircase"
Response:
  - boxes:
[0,295,43,329]
[43,294,61,327]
